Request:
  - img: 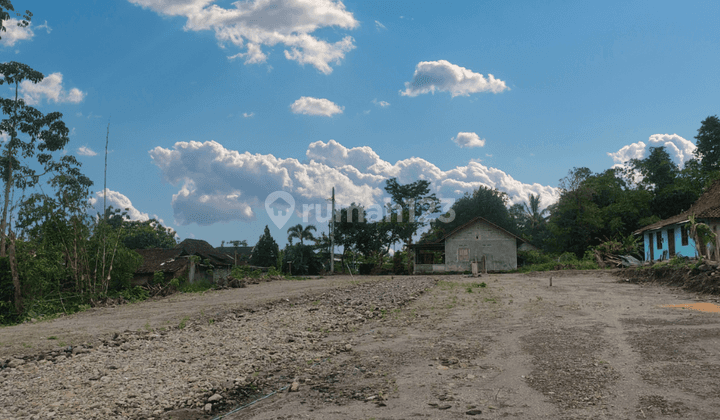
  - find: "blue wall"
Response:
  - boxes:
[643,224,696,261]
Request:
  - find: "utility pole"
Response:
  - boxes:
[330,187,335,273]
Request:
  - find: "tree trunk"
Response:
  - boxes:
[0,82,20,258]
[405,236,413,275]
[0,147,13,258]
[103,232,122,294]
[8,231,21,313]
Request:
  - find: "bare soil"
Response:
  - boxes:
[2,270,720,419]
[0,276,371,359]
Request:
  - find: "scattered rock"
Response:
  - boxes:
[0,277,436,419]
[290,378,300,392]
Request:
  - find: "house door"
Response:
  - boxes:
[667,228,675,257]
[649,233,654,260]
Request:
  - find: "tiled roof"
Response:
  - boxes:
[134,249,186,274]
[635,179,720,234]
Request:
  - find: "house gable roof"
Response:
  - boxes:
[410,216,523,248]
[634,179,720,234]
[215,246,254,256]
[134,249,186,274]
[442,216,523,242]
[176,239,215,254]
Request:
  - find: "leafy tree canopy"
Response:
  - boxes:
[425,186,515,242]
[250,225,279,268]
[694,115,720,174]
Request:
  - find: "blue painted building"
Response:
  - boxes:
[634,180,720,261]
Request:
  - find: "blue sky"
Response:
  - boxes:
[3,0,719,247]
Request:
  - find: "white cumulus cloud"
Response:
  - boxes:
[0,18,33,47]
[452,132,485,148]
[89,190,151,222]
[19,73,86,105]
[372,98,390,107]
[129,0,359,74]
[291,96,344,117]
[150,139,559,227]
[608,133,696,169]
[401,60,509,97]
[77,146,97,156]
[242,112,254,118]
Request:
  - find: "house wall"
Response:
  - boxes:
[189,266,233,283]
[643,221,719,261]
[445,220,517,271]
[414,264,446,274]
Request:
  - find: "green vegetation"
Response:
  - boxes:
[515,250,599,273]
[250,226,280,268]
[178,316,190,329]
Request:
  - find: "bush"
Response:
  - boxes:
[518,250,554,265]
[392,251,407,275]
[179,279,215,293]
[232,265,264,279]
[267,266,283,277]
[358,263,373,275]
[111,286,149,303]
[515,250,599,273]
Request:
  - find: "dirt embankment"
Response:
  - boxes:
[619,261,720,296]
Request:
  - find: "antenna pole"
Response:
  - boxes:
[330,187,335,273]
[103,119,110,221]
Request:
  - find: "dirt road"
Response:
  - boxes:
[230,271,720,419]
[0,276,368,359]
[1,271,719,419]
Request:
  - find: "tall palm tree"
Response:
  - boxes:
[523,194,548,230]
[287,224,317,246]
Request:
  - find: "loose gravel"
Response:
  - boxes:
[0,277,435,420]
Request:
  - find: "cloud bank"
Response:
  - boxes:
[150,139,559,226]
[129,0,358,74]
[401,60,509,97]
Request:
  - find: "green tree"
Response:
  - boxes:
[0,1,31,37]
[121,218,177,249]
[631,146,700,219]
[250,226,279,268]
[547,167,603,257]
[282,243,322,275]
[384,178,440,272]
[549,167,654,257]
[286,224,317,272]
[286,224,316,245]
[334,204,395,269]
[0,61,73,256]
[630,146,677,193]
[694,115,720,175]
[426,186,514,242]
[523,194,548,230]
